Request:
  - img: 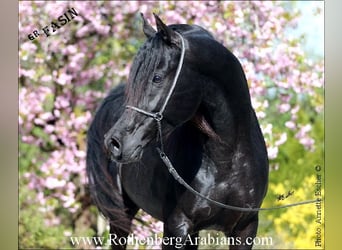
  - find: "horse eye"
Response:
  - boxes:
[152,74,163,83]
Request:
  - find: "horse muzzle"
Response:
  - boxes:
[104,116,154,163]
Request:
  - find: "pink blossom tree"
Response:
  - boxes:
[19,1,323,249]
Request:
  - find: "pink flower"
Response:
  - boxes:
[44,125,55,134]
[295,124,315,151]
[62,195,76,208]
[21,42,37,53]
[76,24,92,37]
[55,96,70,109]
[68,52,85,72]
[296,124,312,137]
[268,146,279,160]
[19,69,35,79]
[45,177,66,189]
[41,75,52,82]
[262,124,273,135]
[299,137,315,150]
[278,103,291,113]
[285,121,296,130]
[56,72,72,85]
[275,133,288,146]
[65,45,78,55]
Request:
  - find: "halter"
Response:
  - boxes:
[125,32,317,212]
[126,31,186,154]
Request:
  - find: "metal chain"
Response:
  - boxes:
[156,120,164,153]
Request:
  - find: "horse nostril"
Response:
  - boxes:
[126,124,134,133]
[110,137,122,159]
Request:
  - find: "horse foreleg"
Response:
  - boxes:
[108,205,139,250]
[162,211,197,250]
[228,214,259,250]
[184,232,199,250]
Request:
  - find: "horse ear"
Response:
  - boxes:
[153,13,176,45]
[141,13,156,38]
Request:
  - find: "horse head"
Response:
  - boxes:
[104,14,205,163]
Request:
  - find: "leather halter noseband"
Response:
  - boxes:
[125,32,317,212]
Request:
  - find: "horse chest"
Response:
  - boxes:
[121,152,235,224]
[121,161,172,221]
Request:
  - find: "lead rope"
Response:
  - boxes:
[157,147,318,212]
[126,32,319,212]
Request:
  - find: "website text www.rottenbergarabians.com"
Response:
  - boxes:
[69,233,273,249]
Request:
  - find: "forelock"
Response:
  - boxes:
[126,37,164,105]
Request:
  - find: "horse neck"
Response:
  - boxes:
[190,38,254,151]
[201,79,252,147]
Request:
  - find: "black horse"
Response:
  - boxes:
[87,14,268,250]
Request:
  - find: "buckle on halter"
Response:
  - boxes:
[153,112,163,122]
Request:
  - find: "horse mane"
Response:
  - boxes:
[191,112,222,142]
[86,84,132,232]
[125,35,164,107]
[185,28,253,123]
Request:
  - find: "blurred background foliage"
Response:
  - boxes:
[19,1,323,249]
